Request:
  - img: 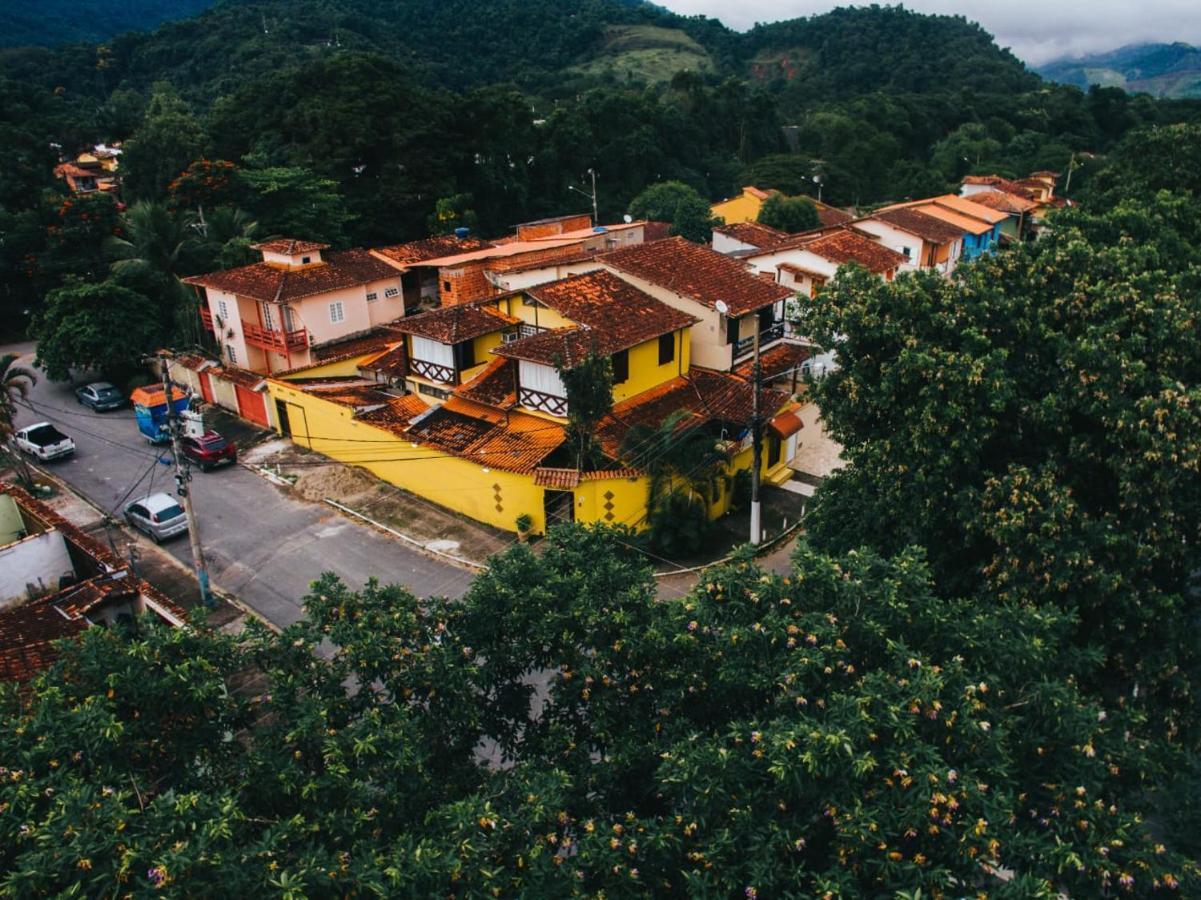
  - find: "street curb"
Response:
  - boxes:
[18,462,275,633]
[323,498,487,572]
[650,514,806,579]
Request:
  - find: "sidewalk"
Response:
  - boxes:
[239,437,515,568]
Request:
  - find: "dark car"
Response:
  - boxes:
[181,431,237,471]
[75,381,126,411]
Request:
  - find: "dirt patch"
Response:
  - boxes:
[293,463,379,503]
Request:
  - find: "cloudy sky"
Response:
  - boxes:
[656,1,1201,65]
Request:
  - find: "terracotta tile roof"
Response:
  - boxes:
[404,404,564,473]
[372,235,493,267]
[210,365,266,391]
[0,602,86,683]
[1030,170,1060,178]
[312,328,400,363]
[183,249,399,304]
[595,368,788,458]
[872,208,966,244]
[388,303,518,344]
[643,221,672,242]
[963,190,1038,214]
[928,195,1009,225]
[486,250,599,275]
[713,221,793,249]
[302,381,397,410]
[797,230,906,273]
[602,236,791,317]
[531,269,698,332]
[172,352,218,372]
[359,344,408,378]
[493,271,697,367]
[414,237,585,269]
[744,186,776,200]
[354,393,429,431]
[961,175,1040,200]
[734,342,813,380]
[533,467,581,488]
[252,239,329,255]
[455,357,517,409]
[815,202,854,227]
[907,204,993,235]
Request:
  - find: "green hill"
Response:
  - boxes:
[1037,43,1201,99]
[0,0,219,48]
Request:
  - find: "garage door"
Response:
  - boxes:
[199,371,214,404]
[234,384,269,427]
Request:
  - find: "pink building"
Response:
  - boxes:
[185,239,405,375]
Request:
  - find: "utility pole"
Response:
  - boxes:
[568,168,599,223]
[161,358,214,607]
[1064,152,1078,195]
[750,329,763,546]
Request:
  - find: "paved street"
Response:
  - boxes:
[6,345,474,629]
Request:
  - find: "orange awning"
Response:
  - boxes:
[768,410,804,439]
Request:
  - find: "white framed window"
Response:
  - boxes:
[217,298,229,320]
[366,291,379,303]
[262,304,275,329]
[329,301,345,324]
[225,343,237,364]
[384,286,400,298]
[283,305,297,331]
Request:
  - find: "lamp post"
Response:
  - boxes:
[568,168,599,222]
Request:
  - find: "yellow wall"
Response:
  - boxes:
[501,295,573,330]
[277,351,392,381]
[612,328,690,403]
[711,189,763,225]
[574,474,651,530]
[269,380,550,534]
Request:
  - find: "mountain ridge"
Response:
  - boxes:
[1037,42,1201,99]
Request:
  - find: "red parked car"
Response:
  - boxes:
[181,431,237,471]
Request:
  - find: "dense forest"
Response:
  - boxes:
[2,0,1200,339]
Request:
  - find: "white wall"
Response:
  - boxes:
[853,220,924,271]
[712,232,758,255]
[0,530,75,608]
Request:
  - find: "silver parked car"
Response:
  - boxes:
[124,492,189,543]
[75,381,126,411]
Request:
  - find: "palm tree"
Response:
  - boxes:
[620,411,731,518]
[201,206,260,269]
[0,353,37,487]
[107,200,197,284]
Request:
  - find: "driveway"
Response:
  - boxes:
[6,346,474,629]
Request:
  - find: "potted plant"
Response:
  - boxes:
[515,512,534,543]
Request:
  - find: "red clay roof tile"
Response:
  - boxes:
[184,249,399,304]
[602,236,791,317]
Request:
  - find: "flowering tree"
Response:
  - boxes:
[1,527,1192,895]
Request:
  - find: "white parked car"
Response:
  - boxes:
[14,422,76,461]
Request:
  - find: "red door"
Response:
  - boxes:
[199,371,214,405]
[234,384,269,427]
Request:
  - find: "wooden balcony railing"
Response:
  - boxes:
[519,386,568,417]
[241,320,308,354]
[199,306,214,332]
[410,357,457,385]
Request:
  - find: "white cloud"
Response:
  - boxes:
[655,0,1201,65]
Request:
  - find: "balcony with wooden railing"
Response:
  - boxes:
[733,320,786,360]
[241,320,309,354]
[518,386,568,417]
[409,357,457,385]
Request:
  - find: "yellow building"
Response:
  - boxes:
[711,186,775,225]
[267,269,799,535]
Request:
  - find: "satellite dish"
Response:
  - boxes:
[623,214,633,224]
[714,300,729,315]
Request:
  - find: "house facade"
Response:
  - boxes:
[265,268,799,535]
[184,239,406,375]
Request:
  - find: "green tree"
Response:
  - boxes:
[739,153,817,195]
[799,191,1201,746]
[241,165,353,246]
[627,180,720,243]
[557,351,613,470]
[40,193,122,284]
[32,281,163,381]
[426,192,479,236]
[757,192,819,232]
[120,83,206,201]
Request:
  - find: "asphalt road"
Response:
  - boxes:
[6,345,474,628]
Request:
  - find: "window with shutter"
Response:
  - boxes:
[658,333,675,365]
[611,349,629,384]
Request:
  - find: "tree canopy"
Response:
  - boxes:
[2,526,1193,896]
[757,192,819,232]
